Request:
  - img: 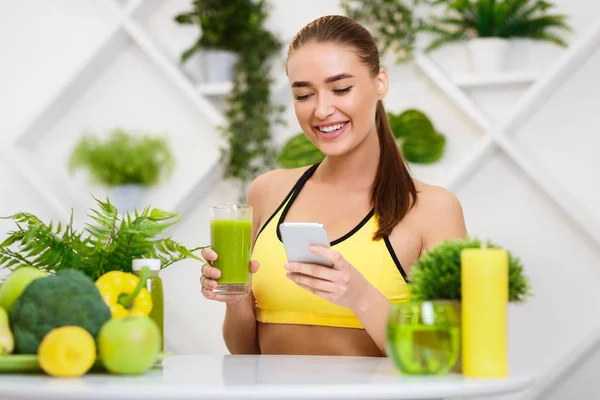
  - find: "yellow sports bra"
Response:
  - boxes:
[251,163,409,329]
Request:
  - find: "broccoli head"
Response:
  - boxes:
[10,269,112,354]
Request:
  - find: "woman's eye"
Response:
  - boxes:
[295,94,311,101]
[334,86,352,94]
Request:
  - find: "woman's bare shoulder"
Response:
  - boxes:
[246,166,311,216]
[412,179,468,250]
[414,179,461,209]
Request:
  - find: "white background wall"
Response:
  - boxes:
[1,1,599,399]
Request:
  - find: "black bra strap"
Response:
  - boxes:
[254,164,320,243]
[275,163,320,241]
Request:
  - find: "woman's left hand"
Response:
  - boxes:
[284,245,371,312]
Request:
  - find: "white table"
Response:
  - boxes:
[0,354,535,400]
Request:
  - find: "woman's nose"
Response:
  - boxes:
[314,95,335,120]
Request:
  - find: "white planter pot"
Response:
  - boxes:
[109,184,146,214]
[467,38,510,74]
[203,50,239,83]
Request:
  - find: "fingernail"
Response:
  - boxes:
[284,263,292,270]
[310,245,319,252]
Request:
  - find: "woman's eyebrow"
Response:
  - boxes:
[292,73,355,88]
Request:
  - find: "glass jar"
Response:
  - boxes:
[132,258,164,352]
[387,300,460,375]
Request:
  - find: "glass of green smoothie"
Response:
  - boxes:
[210,204,252,295]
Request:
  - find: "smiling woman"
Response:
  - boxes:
[198,15,468,357]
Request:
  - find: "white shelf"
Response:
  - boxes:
[451,70,540,88]
[7,0,227,218]
[196,81,233,96]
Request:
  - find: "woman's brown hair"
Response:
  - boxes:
[286,15,417,240]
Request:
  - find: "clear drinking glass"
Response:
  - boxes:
[387,300,461,375]
[209,204,252,295]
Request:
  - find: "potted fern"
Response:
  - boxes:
[418,0,572,73]
[68,128,175,214]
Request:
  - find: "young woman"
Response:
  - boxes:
[200,15,467,357]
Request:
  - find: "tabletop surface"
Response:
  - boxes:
[0,354,535,400]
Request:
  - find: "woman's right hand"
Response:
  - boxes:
[200,247,259,304]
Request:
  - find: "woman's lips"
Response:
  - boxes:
[314,121,349,140]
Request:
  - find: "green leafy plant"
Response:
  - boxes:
[175,0,251,60]
[0,196,204,280]
[341,0,419,62]
[408,237,531,303]
[175,0,285,189]
[68,128,175,187]
[388,109,446,164]
[276,109,445,168]
[418,0,572,52]
[277,133,325,169]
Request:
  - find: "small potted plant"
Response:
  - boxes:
[68,128,175,213]
[418,0,572,73]
[174,0,256,83]
[387,237,531,375]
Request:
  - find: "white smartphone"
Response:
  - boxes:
[279,222,333,267]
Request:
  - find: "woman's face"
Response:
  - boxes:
[286,42,388,157]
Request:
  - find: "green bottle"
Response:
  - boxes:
[132,258,164,352]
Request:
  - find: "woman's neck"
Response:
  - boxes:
[315,127,380,192]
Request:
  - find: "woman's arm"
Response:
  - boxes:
[222,294,260,354]
[352,284,391,355]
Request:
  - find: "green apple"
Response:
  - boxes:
[98,316,160,375]
[0,267,47,312]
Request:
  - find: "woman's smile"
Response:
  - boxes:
[314,121,350,140]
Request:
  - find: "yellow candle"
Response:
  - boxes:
[461,247,509,378]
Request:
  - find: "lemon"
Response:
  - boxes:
[38,326,96,377]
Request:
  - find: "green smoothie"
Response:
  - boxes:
[132,260,164,352]
[147,274,164,352]
[210,219,252,285]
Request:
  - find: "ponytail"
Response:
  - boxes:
[371,100,417,240]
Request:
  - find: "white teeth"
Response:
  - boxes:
[318,123,345,133]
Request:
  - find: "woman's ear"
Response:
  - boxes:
[376,68,389,100]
